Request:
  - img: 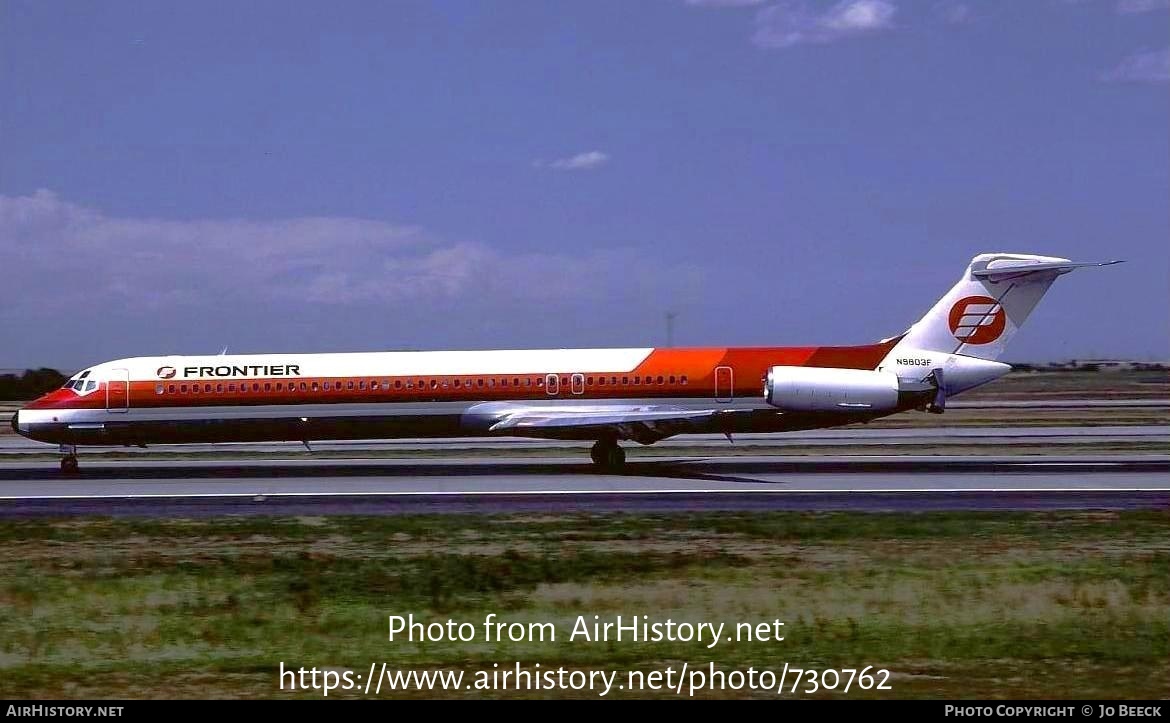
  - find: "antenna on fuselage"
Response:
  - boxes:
[219,346,229,355]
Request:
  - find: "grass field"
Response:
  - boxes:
[1,511,1167,699]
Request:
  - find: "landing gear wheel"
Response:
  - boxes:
[60,455,80,474]
[590,439,626,471]
[606,445,626,470]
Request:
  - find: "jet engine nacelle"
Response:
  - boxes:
[764,366,901,413]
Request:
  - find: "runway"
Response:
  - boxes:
[0,454,1166,516]
[0,425,1165,453]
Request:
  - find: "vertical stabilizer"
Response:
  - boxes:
[878,253,1121,395]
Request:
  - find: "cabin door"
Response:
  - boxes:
[106,368,130,412]
[714,365,733,403]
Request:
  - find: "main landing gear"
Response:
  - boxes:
[589,438,626,471]
[59,444,80,474]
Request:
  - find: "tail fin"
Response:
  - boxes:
[879,253,1121,395]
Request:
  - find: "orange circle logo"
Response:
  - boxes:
[948,296,1005,345]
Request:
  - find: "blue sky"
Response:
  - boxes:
[1,0,1167,369]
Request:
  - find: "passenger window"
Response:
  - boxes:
[347,381,354,390]
[432,380,439,389]
[657,375,664,385]
[611,376,617,385]
[633,377,640,385]
[622,376,629,385]
[312,381,319,391]
[192,384,200,394]
[216,384,224,392]
[598,377,605,386]
[168,384,176,393]
[477,378,484,387]
[323,381,331,391]
[359,380,366,390]
[454,379,461,388]
[515,377,522,386]
[381,380,390,391]
[669,375,676,384]
[300,382,308,391]
[252,383,260,392]
[264,383,272,392]
[155,384,164,394]
[394,380,402,389]
[681,375,688,385]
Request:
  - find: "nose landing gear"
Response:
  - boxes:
[59,444,80,474]
[589,438,626,471]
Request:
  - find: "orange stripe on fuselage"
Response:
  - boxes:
[23,341,898,411]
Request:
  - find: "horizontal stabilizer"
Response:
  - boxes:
[972,259,1123,282]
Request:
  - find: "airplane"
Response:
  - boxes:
[11,253,1121,473]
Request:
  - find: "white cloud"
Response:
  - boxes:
[0,190,699,317]
[1116,0,1169,13]
[1103,47,1170,83]
[536,150,611,171]
[753,0,897,48]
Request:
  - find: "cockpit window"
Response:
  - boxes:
[63,369,99,394]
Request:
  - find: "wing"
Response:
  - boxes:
[469,402,734,444]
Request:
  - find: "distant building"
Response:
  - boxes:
[1008,360,1168,372]
[1069,359,1169,371]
